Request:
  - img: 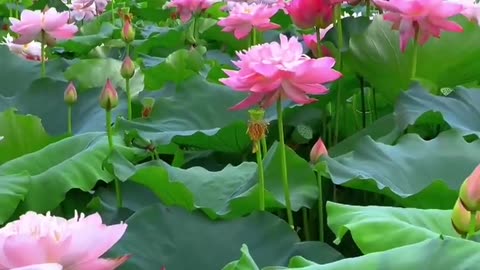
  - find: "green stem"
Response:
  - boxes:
[252,27,257,46]
[302,208,311,241]
[468,210,477,239]
[67,105,73,136]
[261,137,268,157]
[317,173,324,242]
[333,4,344,145]
[106,110,114,150]
[192,16,198,44]
[360,77,367,129]
[111,0,115,23]
[411,38,419,79]
[106,110,122,208]
[14,0,18,19]
[276,99,294,228]
[126,78,132,120]
[372,87,378,120]
[41,32,46,78]
[8,0,12,17]
[314,26,323,58]
[366,0,371,18]
[256,143,266,211]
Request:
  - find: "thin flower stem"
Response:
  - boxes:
[372,87,378,120]
[302,208,311,240]
[317,172,325,242]
[314,26,323,58]
[468,210,477,239]
[276,99,294,228]
[366,0,371,18]
[252,28,257,46]
[192,16,198,44]
[411,38,419,79]
[106,110,123,208]
[111,0,115,23]
[126,78,132,120]
[41,32,46,78]
[360,77,367,128]
[67,105,73,136]
[333,4,344,145]
[9,0,12,17]
[261,137,268,157]
[255,143,266,211]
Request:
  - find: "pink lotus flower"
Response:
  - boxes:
[9,8,78,44]
[449,0,480,24]
[373,0,464,52]
[220,35,342,110]
[168,0,220,22]
[310,138,328,163]
[286,0,334,29]
[0,211,129,270]
[1,33,44,61]
[303,24,333,57]
[218,2,280,39]
[12,263,63,270]
[62,0,111,21]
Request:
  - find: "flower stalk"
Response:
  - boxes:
[276,99,294,228]
[248,109,268,211]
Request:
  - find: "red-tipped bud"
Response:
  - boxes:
[286,0,334,29]
[64,82,78,105]
[310,138,328,164]
[141,97,155,118]
[121,20,135,43]
[459,164,480,212]
[451,199,480,236]
[121,56,136,79]
[100,79,119,111]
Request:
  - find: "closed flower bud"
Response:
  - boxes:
[286,0,334,29]
[121,56,135,79]
[64,82,77,105]
[459,164,480,212]
[121,20,135,43]
[451,199,480,236]
[310,138,328,164]
[100,79,119,111]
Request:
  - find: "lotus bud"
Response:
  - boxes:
[121,56,135,79]
[459,164,480,212]
[451,199,480,236]
[121,19,135,43]
[141,97,155,118]
[310,138,328,164]
[286,0,334,29]
[64,82,78,105]
[100,79,119,111]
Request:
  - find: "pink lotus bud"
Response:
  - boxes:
[121,20,135,43]
[121,56,136,79]
[286,0,334,29]
[310,138,328,164]
[451,199,480,236]
[100,79,119,111]
[64,82,77,105]
[459,164,480,211]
